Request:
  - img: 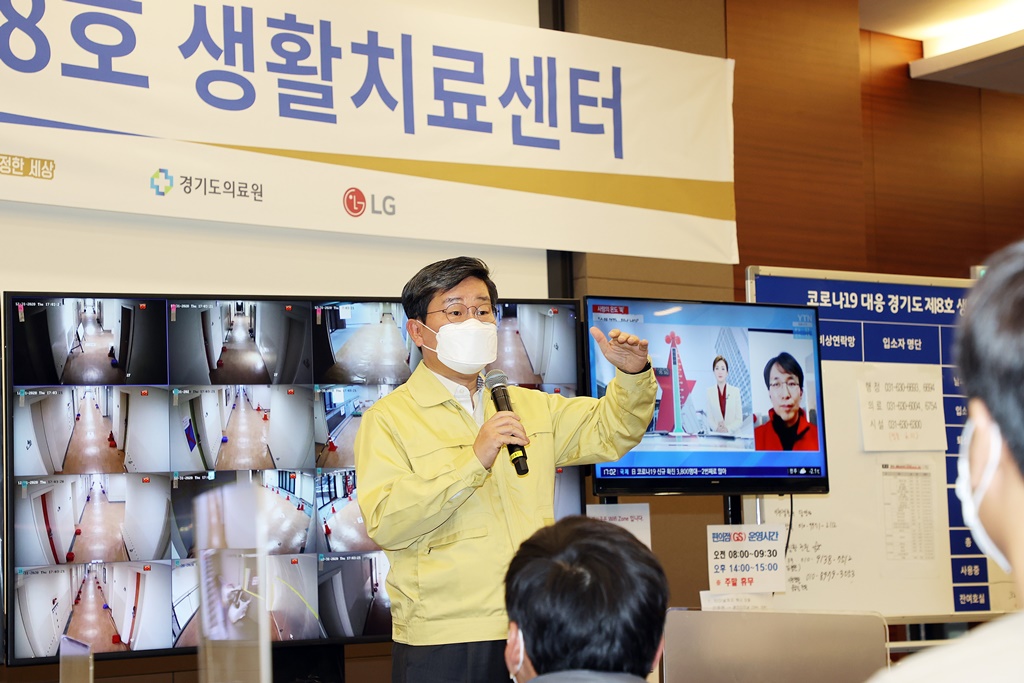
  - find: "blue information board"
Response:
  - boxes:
[744,267,1008,620]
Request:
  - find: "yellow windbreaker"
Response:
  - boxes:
[354,362,656,646]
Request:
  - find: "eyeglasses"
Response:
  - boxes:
[769,380,801,392]
[427,303,496,323]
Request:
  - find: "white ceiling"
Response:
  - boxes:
[859,0,1024,93]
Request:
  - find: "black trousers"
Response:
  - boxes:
[392,640,508,683]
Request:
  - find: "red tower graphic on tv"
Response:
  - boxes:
[655,331,696,434]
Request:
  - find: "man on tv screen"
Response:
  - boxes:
[354,256,656,682]
[754,352,818,451]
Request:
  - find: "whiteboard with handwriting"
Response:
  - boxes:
[743,266,1016,622]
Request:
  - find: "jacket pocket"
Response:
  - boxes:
[426,525,488,553]
[416,518,503,621]
[406,436,474,479]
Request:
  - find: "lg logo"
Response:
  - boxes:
[344,187,396,217]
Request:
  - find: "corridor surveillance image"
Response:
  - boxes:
[2,291,588,665]
[13,473,173,566]
[12,561,173,658]
[170,552,321,647]
[487,301,580,395]
[316,385,388,469]
[315,468,380,555]
[168,299,313,386]
[10,297,168,387]
[169,384,315,471]
[13,385,171,476]
[312,300,412,386]
[168,471,316,560]
[318,551,392,640]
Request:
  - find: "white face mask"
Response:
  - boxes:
[508,627,525,683]
[956,419,1012,573]
[422,318,497,375]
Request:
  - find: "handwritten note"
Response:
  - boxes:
[699,590,774,611]
[768,502,856,595]
[857,363,946,451]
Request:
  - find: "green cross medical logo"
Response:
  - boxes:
[151,169,174,196]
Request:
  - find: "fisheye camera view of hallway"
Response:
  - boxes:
[14,386,170,476]
[171,385,314,471]
[169,300,312,386]
[11,297,168,387]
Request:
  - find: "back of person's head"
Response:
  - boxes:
[505,515,669,677]
[401,256,499,322]
[955,239,1024,471]
[762,351,803,388]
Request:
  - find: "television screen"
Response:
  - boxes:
[4,293,585,666]
[585,296,829,496]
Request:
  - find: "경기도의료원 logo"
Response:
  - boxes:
[151,168,174,196]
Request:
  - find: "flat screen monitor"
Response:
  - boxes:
[3,293,585,666]
[584,296,829,496]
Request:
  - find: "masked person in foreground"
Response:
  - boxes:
[865,238,1024,682]
[354,257,657,683]
[504,515,669,682]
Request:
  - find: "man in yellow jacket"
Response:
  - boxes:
[355,256,656,683]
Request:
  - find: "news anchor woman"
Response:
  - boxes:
[706,355,742,433]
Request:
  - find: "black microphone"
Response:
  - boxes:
[484,369,529,475]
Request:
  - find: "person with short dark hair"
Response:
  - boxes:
[705,354,743,433]
[754,351,818,451]
[355,257,657,683]
[504,515,669,682]
[865,239,1024,682]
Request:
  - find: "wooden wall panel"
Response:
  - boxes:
[726,0,868,297]
[861,32,988,277]
[980,90,1024,255]
[861,30,879,266]
[564,0,726,58]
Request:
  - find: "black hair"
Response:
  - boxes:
[504,515,669,677]
[401,256,499,322]
[712,355,729,371]
[762,351,803,389]
[955,239,1024,471]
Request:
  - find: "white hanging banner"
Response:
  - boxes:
[0,0,736,263]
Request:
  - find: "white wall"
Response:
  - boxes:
[267,555,318,639]
[14,568,73,658]
[168,308,213,385]
[98,298,126,362]
[123,387,171,473]
[116,562,173,651]
[196,390,224,467]
[0,200,549,299]
[169,399,204,472]
[13,390,74,476]
[267,386,315,469]
[124,474,172,561]
[249,385,273,414]
[106,473,127,503]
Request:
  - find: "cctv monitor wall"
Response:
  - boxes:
[4,293,585,665]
